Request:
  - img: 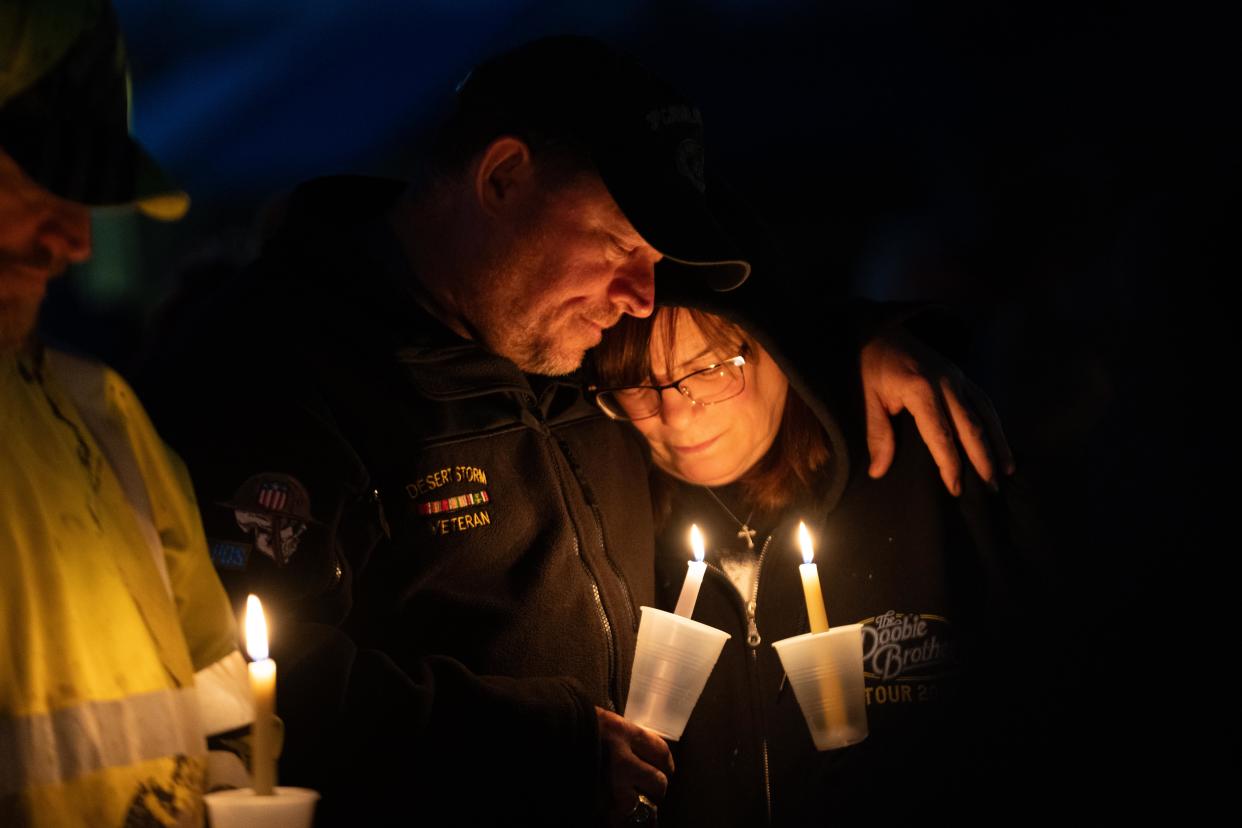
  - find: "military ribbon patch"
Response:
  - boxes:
[415,489,490,516]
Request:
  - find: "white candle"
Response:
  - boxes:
[797,522,830,633]
[673,524,707,618]
[245,594,277,796]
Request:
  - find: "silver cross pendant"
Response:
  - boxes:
[737,525,757,550]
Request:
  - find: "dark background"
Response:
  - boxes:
[40,0,1234,814]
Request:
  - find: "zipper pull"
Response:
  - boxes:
[371,487,391,539]
[746,599,761,647]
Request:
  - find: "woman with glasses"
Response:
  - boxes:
[590,306,1034,827]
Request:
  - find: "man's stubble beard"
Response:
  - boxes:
[506,312,589,376]
[0,248,65,353]
[466,205,599,377]
[0,294,41,353]
[471,261,589,377]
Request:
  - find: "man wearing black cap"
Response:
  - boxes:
[140,36,1010,826]
[1,2,252,825]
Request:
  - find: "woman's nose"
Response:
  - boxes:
[658,384,698,429]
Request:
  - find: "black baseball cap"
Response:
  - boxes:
[0,0,188,220]
[452,36,751,291]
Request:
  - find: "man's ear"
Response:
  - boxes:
[473,136,534,217]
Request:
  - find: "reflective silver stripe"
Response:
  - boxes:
[0,686,205,798]
[195,650,253,737]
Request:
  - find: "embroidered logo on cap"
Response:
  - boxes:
[675,138,706,193]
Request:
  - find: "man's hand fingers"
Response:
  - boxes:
[968,381,1015,476]
[865,390,897,479]
[628,724,674,776]
[613,750,668,802]
[607,746,667,820]
[596,708,673,815]
[940,375,996,487]
[905,384,962,496]
[597,709,673,776]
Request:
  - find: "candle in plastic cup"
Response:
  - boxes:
[772,624,868,751]
[623,606,730,740]
[203,786,320,828]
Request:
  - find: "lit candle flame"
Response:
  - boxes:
[798,521,814,565]
[245,594,269,662]
[690,524,705,562]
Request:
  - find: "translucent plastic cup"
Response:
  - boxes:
[772,624,869,751]
[204,786,320,828]
[624,606,731,740]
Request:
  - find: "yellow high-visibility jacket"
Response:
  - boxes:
[2,346,248,827]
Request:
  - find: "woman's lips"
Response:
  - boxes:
[672,434,722,454]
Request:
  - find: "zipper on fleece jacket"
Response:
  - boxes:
[555,436,638,637]
[751,534,775,827]
[706,533,776,825]
[401,361,624,710]
[532,402,621,711]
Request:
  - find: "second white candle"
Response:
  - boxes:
[673,524,707,617]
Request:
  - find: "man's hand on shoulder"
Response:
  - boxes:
[861,329,1015,495]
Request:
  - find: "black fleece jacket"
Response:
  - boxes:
[139,177,657,826]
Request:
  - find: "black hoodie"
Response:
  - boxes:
[639,296,1044,827]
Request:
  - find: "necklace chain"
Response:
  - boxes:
[703,487,757,551]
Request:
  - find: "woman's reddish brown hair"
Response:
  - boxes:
[593,307,831,523]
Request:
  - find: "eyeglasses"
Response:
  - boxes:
[589,353,747,421]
